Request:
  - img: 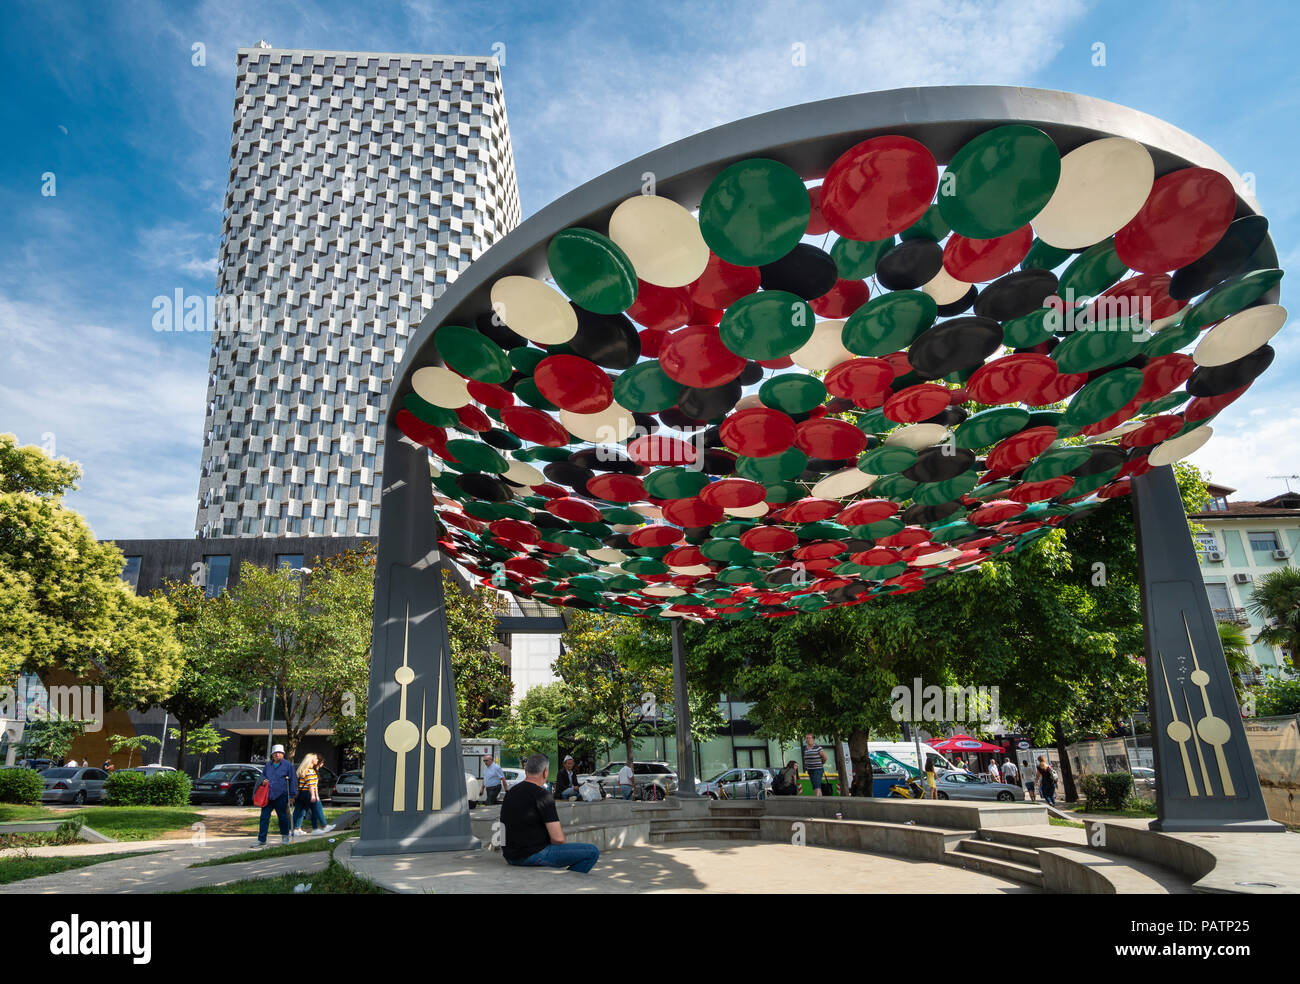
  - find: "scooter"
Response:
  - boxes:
[887,775,927,799]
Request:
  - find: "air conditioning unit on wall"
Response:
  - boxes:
[1233,573,1253,584]
[1207,551,1224,562]
[1273,549,1291,561]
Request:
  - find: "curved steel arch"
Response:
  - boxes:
[357,86,1280,855]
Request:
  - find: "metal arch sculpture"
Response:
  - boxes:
[356,86,1284,854]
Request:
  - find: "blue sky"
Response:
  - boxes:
[2,0,1298,538]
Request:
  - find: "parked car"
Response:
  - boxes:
[189,766,262,805]
[40,767,109,804]
[501,767,526,790]
[122,764,177,774]
[697,767,774,800]
[16,758,52,772]
[1131,766,1156,789]
[204,762,337,802]
[579,761,678,799]
[333,769,363,806]
[933,770,1024,802]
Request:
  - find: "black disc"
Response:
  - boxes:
[631,412,660,432]
[903,500,963,525]
[936,284,978,316]
[677,378,742,420]
[570,447,641,474]
[826,397,856,414]
[1070,444,1127,477]
[475,310,526,350]
[604,533,634,549]
[805,457,855,473]
[974,269,1059,322]
[543,460,596,491]
[739,361,765,385]
[567,305,642,369]
[1169,216,1269,301]
[455,472,514,502]
[683,526,713,544]
[875,239,944,290]
[1186,344,1274,397]
[825,581,874,603]
[921,406,968,428]
[906,316,1003,378]
[703,449,738,475]
[660,407,710,430]
[903,446,977,484]
[531,512,566,530]
[481,429,520,450]
[759,243,839,300]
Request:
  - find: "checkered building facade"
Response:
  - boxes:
[196,46,521,538]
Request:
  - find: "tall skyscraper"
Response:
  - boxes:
[195,45,521,538]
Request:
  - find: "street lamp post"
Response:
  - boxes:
[671,620,698,798]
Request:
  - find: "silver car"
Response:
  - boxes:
[580,761,678,799]
[333,769,363,806]
[40,767,109,805]
[934,770,1024,802]
[696,767,774,800]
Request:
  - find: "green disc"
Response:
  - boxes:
[1052,323,1146,373]
[912,471,979,505]
[831,236,893,280]
[604,574,645,592]
[601,507,643,525]
[1023,445,1092,482]
[1067,465,1122,497]
[514,377,559,410]
[494,501,532,520]
[698,158,811,266]
[711,520,757,539]
[931,521,977,543]
[443,439,508,474]
[643,466,710,499]
[431,472,466,499]
[764,480,807,503]
[549,555,596,575]
[939,125,1061,238]
[719,291,816,360]
[856,563,907,580]
[520,445,570,463]
[1140,391,1191,416]
[872,474,918,500]
[1000,309,1056,349]
[433,323,511,383]
[954,407,1030,449]
[793,593,827,611]
[572,521,613,539]
[613,360,683,412]
[857,445,917,474]
[700,538,754,564]
[842,290,937,357]
[403,392,458,428]
[899,204,950,242]
[1057,238,1127,300]
[736,446,808,483]
[631,544,672,558]
[848,517,905,538]
[717,566,763,585]
[546,227,638,314]
[509,346,546,374]
[797,522,848,540]
[970,479,1016,500]
[1062,368,1144,428]
[1022,238,1072,272]
[1025,410,1067,432]
[548,530,602,550]
[760,373,827,414]
[621,556,668,576]
[1183,268,1284,331]
[1141,317,1199,357]
[483,428,522,451]
[463,501,500,521]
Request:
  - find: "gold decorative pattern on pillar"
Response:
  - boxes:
[426,655,452,811]
[1159,651,1199,797]
[1183,613,1236,796]
[383,603,420,812]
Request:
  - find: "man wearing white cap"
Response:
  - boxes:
[256,744,298,848]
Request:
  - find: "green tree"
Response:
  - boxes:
[1216,621,1256,707]
[492,681,575,760]
[169,723,224,775]
[107,733,161,769]
[0,434,182,707]
[444,570,513,736]
[1248,567,1300,657]
[19,718,87,764]
[1256,665,1300,717]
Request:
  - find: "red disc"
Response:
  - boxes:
[586,473,646,503]
[629,525,684,547]
[877,526,930,548]
[811,279,871,319]
[967,354,1058,405]
[437,509,481,533]
[501,406,569,447]
[662,497,724,527]
[1115,167,1236,274]
[455,404,493,433]
[1120,454,1154,479]
[1025,367,1088,406]
[969,500,1026,525]
[880,351,913,377]
[1079,396,1144,437]
[794,418,867,459]
[531,483,567,499]
[639,328,667,358]
[825,358,894,406]
[719,407,797,458]
[1091,273,1186,322]
[1006,476,1075,503]
[794,540,845,561]
[506,556,547,578]
[665,545,709,567]
[699,478,767,508]
[883,383,952,423]
[546,497,603,523]
[852,547,902,566]
[806,184,832,236]
[534,355,613,413]
[626,280,691,332]
[942,225,1032,283]
[1136,353,1195,402]
[627,434,699,466]
[985,426,1057,473]
[488,519,541,545]
[1185,384,1249,423]
[740,526,798,552]
[396,409,447,454]
[820,135,939,240]
[839,499,901,525]
[659,324,747,387]
[783,498,843,523]
[466,380,514,409]
[1098,479,1133,499]
[687,253,762,309]
[1119,415,1184,448]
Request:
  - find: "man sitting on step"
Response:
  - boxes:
[500,752,600,874]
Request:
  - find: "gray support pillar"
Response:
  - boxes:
[354,434,479,855]
[671,620,698,797]
[1131,464,1280,832]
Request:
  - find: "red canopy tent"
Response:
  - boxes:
[929,735,1003,754]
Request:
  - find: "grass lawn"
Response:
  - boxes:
[191,831,356,868]
[1049,816,1086,828]
[177,837,381,895]
[0,850,163,886]
[0,805,203,841]
[236,807,353,833]
[1063,803,1159,819]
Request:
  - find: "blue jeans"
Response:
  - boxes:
[559,787,580,800]
[620,784,634,800]
[807,768,824,793]
[1042,786,1056,805]
[292,797,327,830]
[507,842,600,873]
[258,793,290,843]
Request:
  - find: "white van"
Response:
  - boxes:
[868,741,959,775]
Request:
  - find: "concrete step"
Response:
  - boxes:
[708,805,765,815]
[651,826,762,844]
[650,819,761,833]
[957,838,1041,867]
[944,846,1045,887]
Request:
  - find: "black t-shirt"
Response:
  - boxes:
[500,781,559,861]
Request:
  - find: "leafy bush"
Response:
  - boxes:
[0,768,43,805]
[104,770,192,807]
[1079,772,1134,810]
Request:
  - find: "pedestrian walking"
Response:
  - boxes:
[1021,759,1036,802]
[1001,758,1018,786]
[1037,755,1057,806]
[255,744,298,848]
[617,761,635,800]
[802,734,827,796]
[924,755,939,800]
[987,757,1000,784]
[482,753,508,806]
[292,753,335,836]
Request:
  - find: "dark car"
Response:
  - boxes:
[17,758,52,772]
[190,766,263,806]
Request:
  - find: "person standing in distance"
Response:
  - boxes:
[802,734,827,796]
[482,753,508,806]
